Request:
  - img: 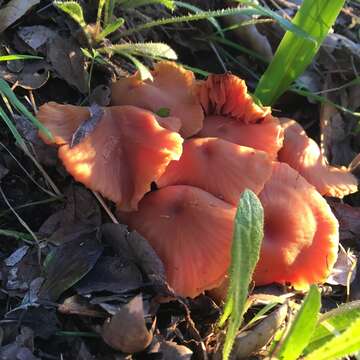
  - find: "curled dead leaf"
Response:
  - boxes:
[0,0,40,34]
[101,294,153,353]
[230,304,288,359]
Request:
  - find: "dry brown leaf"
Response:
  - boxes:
[101,294,153,353]
[151,340,193,359]
[230,304,288,360]
[0,0,40,34]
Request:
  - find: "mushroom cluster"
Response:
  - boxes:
[37,61,358,298]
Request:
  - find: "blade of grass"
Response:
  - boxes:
[274,285,321,360]
[116,6,309,39]
[304,316,360,360]
[175,1,225,37]
[0,79,53,140]
[0,55,42,61]
[255,0,346,105]
[220,189,264,360]
[118,52,153,81]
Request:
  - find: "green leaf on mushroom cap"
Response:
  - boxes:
[219,189,264,360]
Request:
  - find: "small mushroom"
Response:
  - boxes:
[111,61,204,138]
[118,185,236,298]
[37,103,183,211]
[254,162,339,289]
[196,74,283,159]
[157,137,272,205]
[278,118,358,198]
[197,73,271,123]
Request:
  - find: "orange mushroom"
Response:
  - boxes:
[111,61,204,138]
[118,185,236,298]
[198,115,283,160]
[196,74,283,159]
[197,73,271,123]
[278,118,358,198]
[37,103,183,211]
[157,137,272,205]
[254,162,339,289]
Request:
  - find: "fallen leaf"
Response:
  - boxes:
[75,256,143,295]
[229,304,288,359]
[326,245,356,286]
[38,185,101,245]
[5,307,59,339]
[46,35,88,93]
[222,10,273,62]
[151,339,193,359]
[17,25,56,51]
[101,294,153,353]
[58,295,106,318]
[0,60,50,89]
[0,0,40,34]
[328,200,360,242]
[102,224,171,295]
[38,232,103,301]
[4,245,29,267]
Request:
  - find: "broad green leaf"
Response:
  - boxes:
[99,42,177,60]
[304,316,360,360]
[220,189,264,360]
[119,52,153,81]
[97,17,124,40]
[0,54,42,61]
[255,0,346,105]
[304,301,360,354]
[118,0,175,10]
[0,79,52,140]
[54,1,86,28]
[274,285,321,360]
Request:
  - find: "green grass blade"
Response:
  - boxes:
[304,301,360,355]
[220,189,264,360]
[0,79,53,140]
[118,0,175,10]
[255,0,346,105]
[0,106,27,149]
[0,55,42,61]
[304,316,360,360]
[119,52,153,81]
[175,1,224,37]
[274,285,321,360]
[117,8,268,38]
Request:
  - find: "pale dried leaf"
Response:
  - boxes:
[0,0,40,34]
[101,294,153,353]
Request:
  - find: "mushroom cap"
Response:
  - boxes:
[198,115,283,160]
[157,137,272,205]
[37,103,183,211]
[118,185,236,298]
[111,61,204,138]
[197,73,271,123]
[254,162,339,289]
[278,118,358,198]
[37,102,90,145]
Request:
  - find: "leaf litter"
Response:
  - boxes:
[0,1,359,359]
